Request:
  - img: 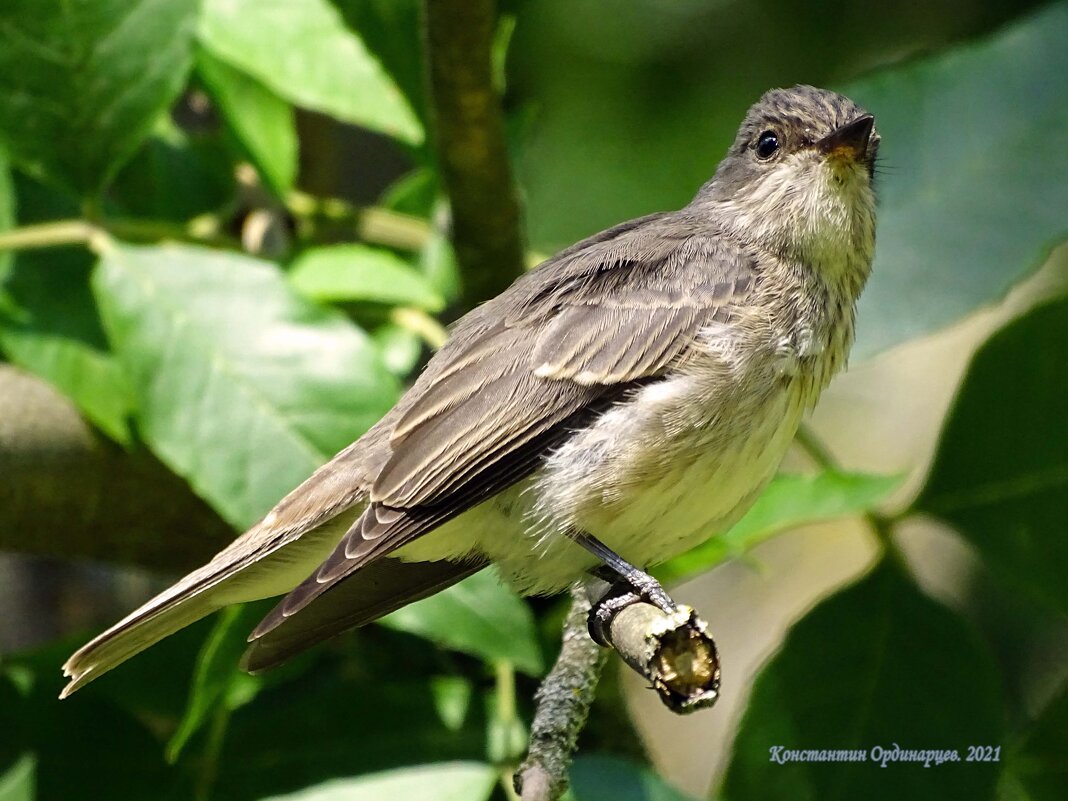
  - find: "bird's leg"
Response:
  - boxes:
[568,529,677,644]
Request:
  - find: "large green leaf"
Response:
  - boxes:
[916,296,1068,617]
[656,471,900,585]
[0,0,199,196]
[721,560,1005,801]
[849,3,1068,359]
[199,0,422,145]
[92,242,400,528]
[196,48,298,196]
[571,756,699,801]
[289,245,444,310]
[258,763,497,801]
[381,569,544,676]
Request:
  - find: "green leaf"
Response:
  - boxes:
[571,755,699,801]
[916,296,1068,617]
[196,48,298,196]
[430,676,474,732]
[849,3,1068,359]
[373,323,424,377]
[0,171,132,443]
[381,569,544,676]
[0,0,199,197]
[199,0,423,145]
[258,762,497,801]
[418,225,463,305]
[1000,685,1068,801]
[167,606,265,762]
[0,755,34,801]
[289,245,444,310]
[92,242,400,528]
[107,120,235,222]
[656,471,900,585]
[721,560,1005,801]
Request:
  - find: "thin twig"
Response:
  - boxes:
[0,217,237,253]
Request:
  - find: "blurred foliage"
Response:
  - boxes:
[0,1,1065,800]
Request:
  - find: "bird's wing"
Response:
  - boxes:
[253,215,756,636]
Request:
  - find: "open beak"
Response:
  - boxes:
[817,114,875,161]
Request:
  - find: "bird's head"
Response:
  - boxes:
[698,85,880,275]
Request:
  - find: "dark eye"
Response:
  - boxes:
[755,130,780,159]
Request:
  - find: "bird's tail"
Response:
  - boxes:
[60,519,345,698]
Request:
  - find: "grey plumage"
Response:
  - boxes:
[62,85,879,695]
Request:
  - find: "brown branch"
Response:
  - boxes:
[591,600,720,714]
[0,365,233,572]
[423,0,525,307]
[515,584,607,801]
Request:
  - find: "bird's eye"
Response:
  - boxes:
[755,131,780,159]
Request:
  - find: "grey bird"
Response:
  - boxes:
[61,85,879,697]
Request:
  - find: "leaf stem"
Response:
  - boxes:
[0,217,236,253]
[794,424,907,561]
[390,306,449,350]
[287,190,431,251]
[794,424,837,472]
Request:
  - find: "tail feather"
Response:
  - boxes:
[61,589,219,698]
[60,518,348,697]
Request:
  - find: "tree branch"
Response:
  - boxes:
[423,0,526,307]
[0,365,233,572]
[515,584,607,801]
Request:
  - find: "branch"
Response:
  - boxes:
[423,0,526,307]
[590,600,720,714]
[515,584,607,801]
[0,365,233,572]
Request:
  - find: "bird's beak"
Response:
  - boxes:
[817,114,875,162]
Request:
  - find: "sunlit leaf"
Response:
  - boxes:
[916,296,1068,616]
[289,245,444,311]
[92,242,399,527]
[0,0,199,196]
[199,0,422,145]
[721,560,1004,801]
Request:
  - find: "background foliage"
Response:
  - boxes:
[0,1,1065,800]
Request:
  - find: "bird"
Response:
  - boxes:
[61,85,879,697]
